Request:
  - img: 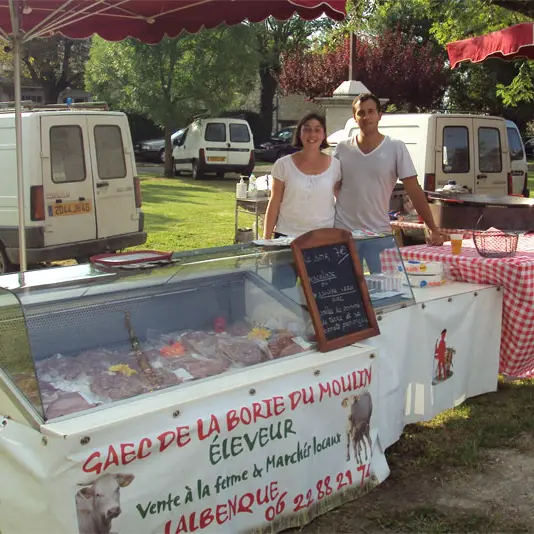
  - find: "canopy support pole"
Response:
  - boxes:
[9,0,28,277]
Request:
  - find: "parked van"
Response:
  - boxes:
[0,104,146,272]
[505,119,529,197]
[327,113,529,197]
[172,118,255,179]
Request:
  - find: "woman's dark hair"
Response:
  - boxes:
[292,112,329,150]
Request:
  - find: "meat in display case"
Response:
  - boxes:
[0,239,414,426]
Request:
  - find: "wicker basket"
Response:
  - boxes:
[472,231,518,258]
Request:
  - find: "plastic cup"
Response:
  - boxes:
[450,233,463,255]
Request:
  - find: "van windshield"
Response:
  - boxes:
[507,127,524,161]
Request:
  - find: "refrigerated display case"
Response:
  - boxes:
[0,237,414,427]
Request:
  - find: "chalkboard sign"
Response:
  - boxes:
[291,228,379,352]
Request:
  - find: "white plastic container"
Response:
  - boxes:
[236,177,247,199]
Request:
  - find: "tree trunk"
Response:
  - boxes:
[258,64,278,142]
[164,124,174,178]
[44,83,63,105]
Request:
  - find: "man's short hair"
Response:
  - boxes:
[352,93,382,114]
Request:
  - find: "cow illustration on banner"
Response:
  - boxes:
[75,473,135,534]
[341,392,373,464]
[432,329,456,385]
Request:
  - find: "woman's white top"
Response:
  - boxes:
[271,154,342,237]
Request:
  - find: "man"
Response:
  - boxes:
[334,93,443,273]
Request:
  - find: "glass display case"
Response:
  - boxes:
[0,236,414,425]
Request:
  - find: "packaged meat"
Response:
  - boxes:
[217,336,272,366]
[180,333,229,362]
[226,321,251,337]
[174,354,229,379]
[36,354,84,381]
[268,332,306,359]
[91,371,148,400]
[44,392,97,419]
[75,349,117,373]
[138,368,183,390]
[180,331,211,352]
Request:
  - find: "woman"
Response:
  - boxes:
[263,113,341,289]
[263,112,341,240]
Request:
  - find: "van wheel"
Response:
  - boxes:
[192,160,204,180]
[0,245,15,274]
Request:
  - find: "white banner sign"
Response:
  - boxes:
[0,349,390,534]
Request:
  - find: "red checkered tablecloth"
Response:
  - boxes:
[382,234,534,378]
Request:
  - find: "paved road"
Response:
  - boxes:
[136,162,273,178]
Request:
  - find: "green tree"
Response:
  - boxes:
[492,0,534,18]
[248,16,338,141]
[2,36,90,103]
[360,0,534,127]
[85,27,257,176]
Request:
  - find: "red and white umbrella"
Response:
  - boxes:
[0,0,347,273]
[447,22,534,69]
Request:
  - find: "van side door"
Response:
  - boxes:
[227,122,253,166]
[435,117,475,192]
[203,121,230,169]
[506,124,528,195]
[40,115,97,246]
[474,118,508,195]
[86,115,139,238]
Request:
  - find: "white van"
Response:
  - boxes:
[172,118,255,179]
[0,105,146,272]
[505,119,529,197]
[328,113,529,197]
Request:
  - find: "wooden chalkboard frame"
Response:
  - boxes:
[291,228,380,352]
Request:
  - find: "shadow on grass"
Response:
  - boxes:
[368,505,530,533]
[141,184,204,205]
[387,378,534,478]
[140,211,179,232]
[294,378,534,534]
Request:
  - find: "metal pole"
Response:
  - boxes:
[349,33,356,80]
[10,1,28,276]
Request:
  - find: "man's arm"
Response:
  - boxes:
[402,177,443,246]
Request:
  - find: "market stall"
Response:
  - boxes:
[390,220,473,247]
[427,193,534,232]
[382,234,534,377]
[0,235,502,533]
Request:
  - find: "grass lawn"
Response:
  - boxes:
[134,163,273,252]
[133,176,238,251]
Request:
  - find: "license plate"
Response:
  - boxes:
[49,200,92,217]
[207,156,226,162]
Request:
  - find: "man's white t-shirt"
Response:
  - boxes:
[271,154,342,237]
[334,135,416,234]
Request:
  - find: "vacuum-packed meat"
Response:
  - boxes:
[217,336,271,366]
[174,355,229,379]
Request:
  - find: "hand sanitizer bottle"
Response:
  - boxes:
[236,177,247,199]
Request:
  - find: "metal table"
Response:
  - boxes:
[234,197,269,242]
